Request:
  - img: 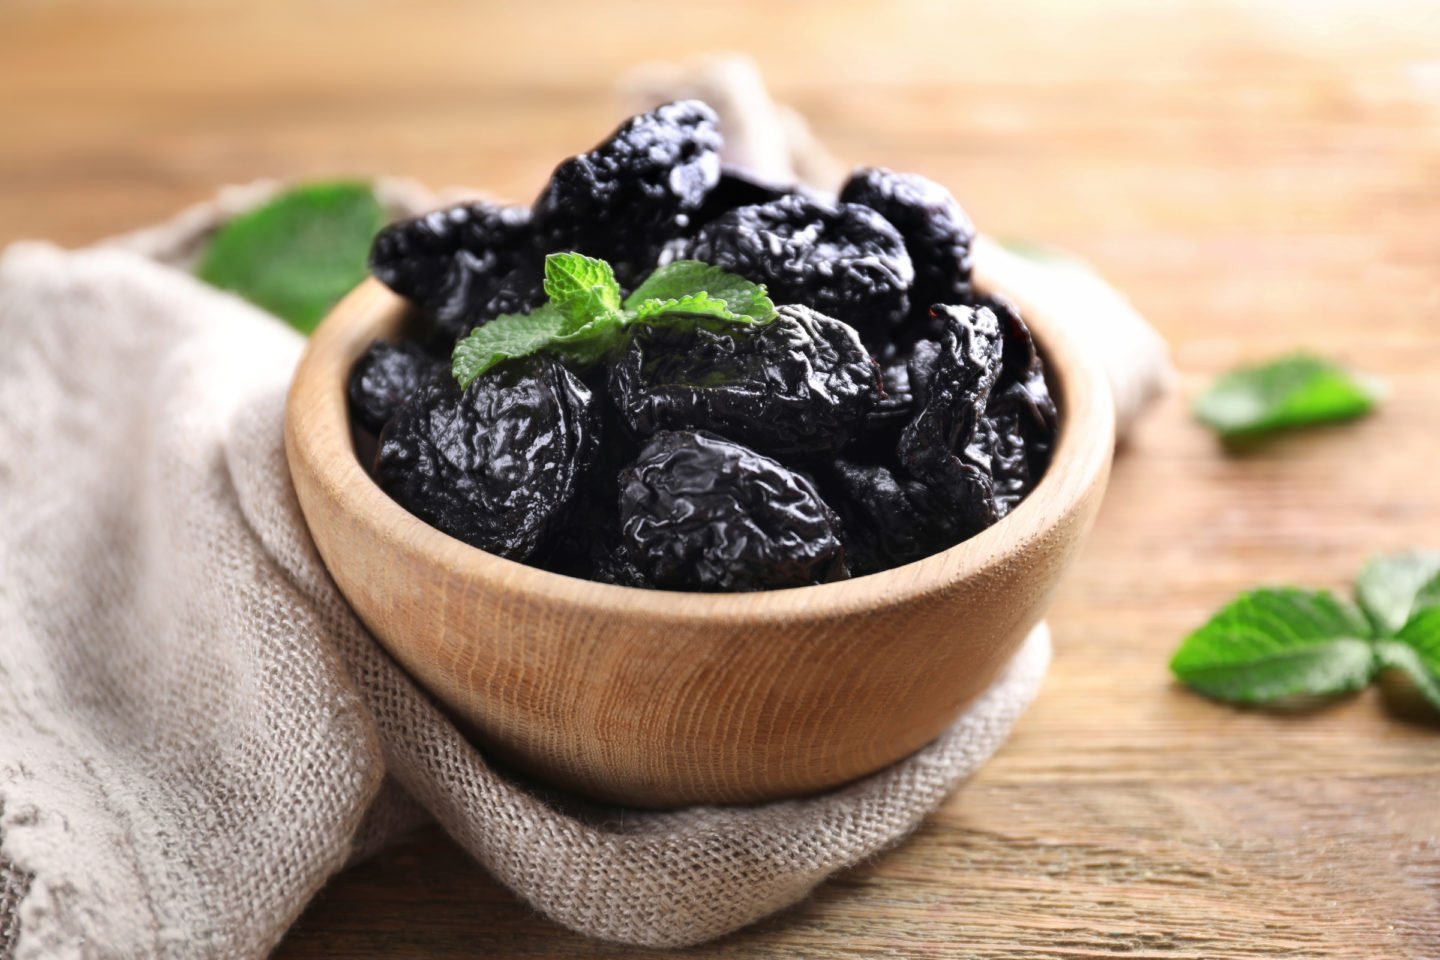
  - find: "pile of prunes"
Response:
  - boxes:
[349,100,1057,592]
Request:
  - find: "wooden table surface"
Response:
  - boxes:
[4,1,1439,956]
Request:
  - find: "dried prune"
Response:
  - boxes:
[531,100,722,289]
[610,304,879,459]
[534,388,651,585]
[840,167,974,338]
[906,338,944,411]
[898,305,1005,535]
[692,166,793,228]
[825,460,968,575]
[980,409,1029,518]
[375,355,600,560]
[851,337,945,457]
[347,339,442,433]
[680,194,915,341]
[474,266,546,325]
[971,293,1058,515]
[868,353,917,436]
[619,430,847,591]
[369,201,535,340]
[537,489,653,587]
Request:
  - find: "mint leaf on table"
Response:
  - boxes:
[452,255,774,388]
[196,181,384,334]
[1193,353,1380,438]
[1169,588,1377,703]
[1172,552,1440,719]
[1355,551,1440,636]
[1377,606,1440,711]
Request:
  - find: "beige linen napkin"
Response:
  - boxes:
[0,64,1168,960]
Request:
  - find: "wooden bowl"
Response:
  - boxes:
[285,252,1114,808]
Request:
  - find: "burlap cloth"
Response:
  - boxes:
[0,58,1168,959]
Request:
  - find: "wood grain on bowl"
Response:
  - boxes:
[284,247,1114,807]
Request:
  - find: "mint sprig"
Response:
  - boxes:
[1193,353,1381,438]
[452,253,776,388]
[1171,552,1440,714]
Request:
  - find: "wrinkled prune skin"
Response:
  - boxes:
[534,384,651,585]
[969,293,1058,516]
[850,348,922,460]
[370,202,535,341]
[979,409,1029,518]
[906,338,944,411]
[824,460,970,575]
[347,339,442,434]
[869,353,916,435]
[840,167,974,340]
[610,304,880,459]
[537,489,654,587]
[681,194,915,341]
[619,430,848,591]
[531,100,722,289]
[473,266,547,326]
[898,305,1006,536]
[375,356,600,560]
[692,166,793,228]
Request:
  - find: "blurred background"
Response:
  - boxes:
[4,1,1439,956]
[4,1,1439,367]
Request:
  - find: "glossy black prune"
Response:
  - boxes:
[347,339,442,434]
[369,202,535,340]
[534,385,651,586]
[610,304,880,459]
[825,460,968,575]
[865,353,917,438]
[692,166,794,228]
[619,430,847,591]
[537,489,653,588]
[839,167,974,338]
[971,293,1058,516]
[850,338,945,458]
[681,194,915,340]
[375,355,600,560]
[898,305,1006,536]
[531,100,722,289]
[473,266,547,326]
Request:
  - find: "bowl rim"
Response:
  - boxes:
[286,254,1115,626]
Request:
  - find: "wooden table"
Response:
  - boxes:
[4,1,1438,956]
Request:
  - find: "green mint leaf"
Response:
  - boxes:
[452,305,571,388]
[1376,605,1440,711]
[550,314,626,366]
[1193,353,1380,438]
[453,254,782,387]
[1410,571,1440,616]
[197,181,384,334]
[622,260,776,323]
[543,252,622,330]
[1354,550,1440,636]
[1170,588,1377,703]
[633,291,771,327]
